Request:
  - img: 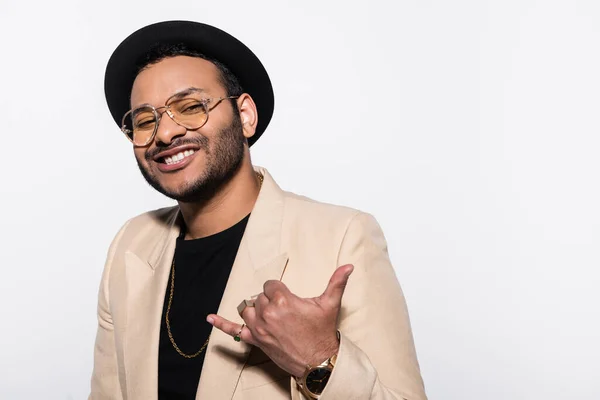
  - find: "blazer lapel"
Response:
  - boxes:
[123,209,180,400]
[196,167,290,399]
[119,167,288,400]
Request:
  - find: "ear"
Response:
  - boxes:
[236,93,258,139]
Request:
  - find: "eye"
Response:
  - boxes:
[175,99,206,114]
[134,117,156,129]
[183,104,203,113]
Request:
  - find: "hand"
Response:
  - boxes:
[207,264,354,377]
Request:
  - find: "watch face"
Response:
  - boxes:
[306,368,332,395]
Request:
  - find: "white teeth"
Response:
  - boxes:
[162,149,195,165]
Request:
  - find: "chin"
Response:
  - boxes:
[160,180,199,197]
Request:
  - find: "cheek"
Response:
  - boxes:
[133,149,149,165]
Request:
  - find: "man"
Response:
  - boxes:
[90,20,427,400]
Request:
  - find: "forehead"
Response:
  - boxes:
[130,56,223,108]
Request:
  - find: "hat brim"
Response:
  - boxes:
[104,20,274,146]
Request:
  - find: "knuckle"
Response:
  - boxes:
[272,292,287,307]
[261,306,278,322]
[255,325,269,337]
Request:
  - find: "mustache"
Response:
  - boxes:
[145,136,209,161]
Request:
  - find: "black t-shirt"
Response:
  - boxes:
[158,214,250,400]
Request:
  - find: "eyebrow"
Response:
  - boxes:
[167,87,206,101]
[131,87,207,109]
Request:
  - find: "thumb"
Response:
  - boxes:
[320,264,354,307]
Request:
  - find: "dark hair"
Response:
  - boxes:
[134,42,244,99]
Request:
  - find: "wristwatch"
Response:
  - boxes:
[296,353,337,399]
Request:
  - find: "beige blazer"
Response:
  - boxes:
[90,167,427,400]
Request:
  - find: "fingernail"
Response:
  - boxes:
[206,316,214,325]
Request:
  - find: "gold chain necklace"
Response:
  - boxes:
[165,257,210,358]
[166,172,264,358]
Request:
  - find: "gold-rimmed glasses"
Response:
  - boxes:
[121,88,239,146]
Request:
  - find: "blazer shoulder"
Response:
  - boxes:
[281,190,374,228]
[108,205,178,251]
[127,205,179,227]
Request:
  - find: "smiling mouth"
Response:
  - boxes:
[159,149,197,165]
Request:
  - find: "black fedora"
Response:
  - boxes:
[104,20,274,146]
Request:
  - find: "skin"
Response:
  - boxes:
[131,56,261,239]
[131,55,352,377]
[208,265,354,377]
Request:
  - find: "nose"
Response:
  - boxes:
[154,111,186,145]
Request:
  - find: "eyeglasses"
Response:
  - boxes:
[121,89,239,146]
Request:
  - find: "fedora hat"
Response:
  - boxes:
[104,20,274,146]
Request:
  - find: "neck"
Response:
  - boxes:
[177,162,261,239]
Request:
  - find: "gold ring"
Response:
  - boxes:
[234,324,245,342]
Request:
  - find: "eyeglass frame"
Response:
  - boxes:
[120,89,240,147]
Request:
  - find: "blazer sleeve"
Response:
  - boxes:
[295,212,427,400]
[89,221,130,400]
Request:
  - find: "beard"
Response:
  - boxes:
[135,112,246,203]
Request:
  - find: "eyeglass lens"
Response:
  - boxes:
[123,97,209,145]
